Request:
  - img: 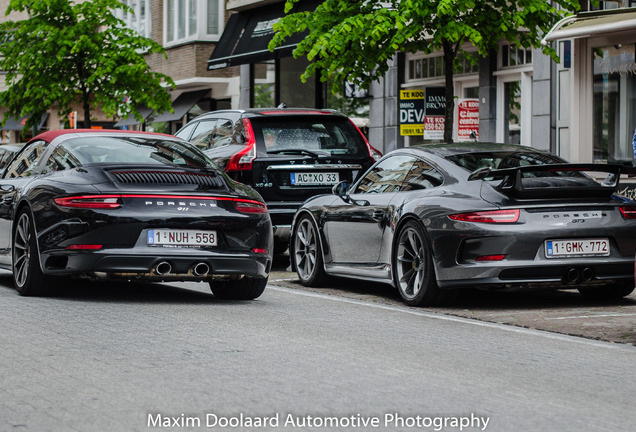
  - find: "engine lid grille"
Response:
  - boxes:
[111,170,224,187]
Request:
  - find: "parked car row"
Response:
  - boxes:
[0,107,635,306]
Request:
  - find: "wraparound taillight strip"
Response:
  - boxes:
[54,195,267,213]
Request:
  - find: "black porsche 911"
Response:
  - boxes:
[290,143,636,306]
[0,129,272,299]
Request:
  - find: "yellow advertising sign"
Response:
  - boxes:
[400,125,424,136]
[400,90,425,100]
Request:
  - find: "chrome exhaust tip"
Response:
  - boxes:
[192,262,210,277]
[155,261,172,276]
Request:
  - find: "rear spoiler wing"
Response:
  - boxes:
[467,163,636,198]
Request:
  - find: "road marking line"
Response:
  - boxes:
[267,285,636,352]
[545,313,636,320]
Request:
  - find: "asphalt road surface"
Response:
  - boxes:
[0,271,634,432]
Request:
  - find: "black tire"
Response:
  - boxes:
[578,280,635,300]
[392,220,443,306]
[209,277,267,300]
[292,215,327,287]
[12,209,51,296]
[273,239,289,255]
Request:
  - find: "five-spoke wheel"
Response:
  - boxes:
[393,220,441,306]
[292,215,326,286]
[12,209,49,296]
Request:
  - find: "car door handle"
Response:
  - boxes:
[372,209,385,222]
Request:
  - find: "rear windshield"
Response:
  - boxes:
[447,151,565,172]
[49,136,214,169]
[249,117,368,157]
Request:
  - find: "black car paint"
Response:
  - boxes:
[0,131,272,285]
[176,109,379,246]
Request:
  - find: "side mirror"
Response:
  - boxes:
[332,180,349,197]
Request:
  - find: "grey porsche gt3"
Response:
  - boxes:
[289,143,636,306]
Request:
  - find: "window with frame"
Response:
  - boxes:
[5,141,48,178]
[582,1,636,10]
[408,53,478,80]
[117,0,151,38]
[165,0,223,45]
[501,45,533,68]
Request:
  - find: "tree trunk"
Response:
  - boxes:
[82,90,91,129]
[442,39,456,144]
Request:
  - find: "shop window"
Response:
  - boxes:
[254,61,276,108]
[165,0,223,45]
[503,81,521,144]
[279,56,315,108]
[592,45,636,164]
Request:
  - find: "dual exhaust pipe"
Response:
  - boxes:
[154,261,210,277]
[563,267,595,284]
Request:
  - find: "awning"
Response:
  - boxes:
[207,0,318,70]
[2,113,49,131]
[115,106,154,127]
[542,10,636,45]
[153,90,209,123]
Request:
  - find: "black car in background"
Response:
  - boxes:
[175,108,382,252]
[290,143,636,306]
[0,129,272,299]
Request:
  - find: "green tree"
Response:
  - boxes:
[0,0,174,131]
[271,0,590,143]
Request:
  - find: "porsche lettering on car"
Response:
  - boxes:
[290,143,636,306]
[0,129,273,299]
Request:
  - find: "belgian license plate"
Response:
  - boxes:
[147,229,217,247]
[545,239,609,258]
[291,172,339,185]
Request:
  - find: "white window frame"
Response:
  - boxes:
[164,0,225,47]
[495,68,533,145]
[117,0,151,38]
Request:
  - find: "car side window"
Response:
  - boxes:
[4,140,48,178]
[190,119,217,149]
[353,155,415,194]
[401,158,444,191]
[210,119,234,149]
[175,121,198,141]
[43,145,81,173]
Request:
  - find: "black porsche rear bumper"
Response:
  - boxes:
[40,247,271,281]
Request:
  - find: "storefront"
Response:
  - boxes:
[544,8,636,164]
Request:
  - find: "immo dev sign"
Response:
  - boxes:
[399,90,424,135]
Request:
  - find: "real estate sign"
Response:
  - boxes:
[399,90,424,136]
[456,99,479,141]
[424,87,445,140]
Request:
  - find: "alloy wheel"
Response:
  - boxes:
[294,218,318,281]
[396,226,427,300]
[13,212,31,288]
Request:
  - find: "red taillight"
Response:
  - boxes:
[54,195,122,209]
[349,118,382,161]
[449,209,520,223]
[620,206,636,219]
[252,248,269,254]
[226,119,256,172]
[475,254,506,262]
[235,199,267,214]
[66,244,103,250]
